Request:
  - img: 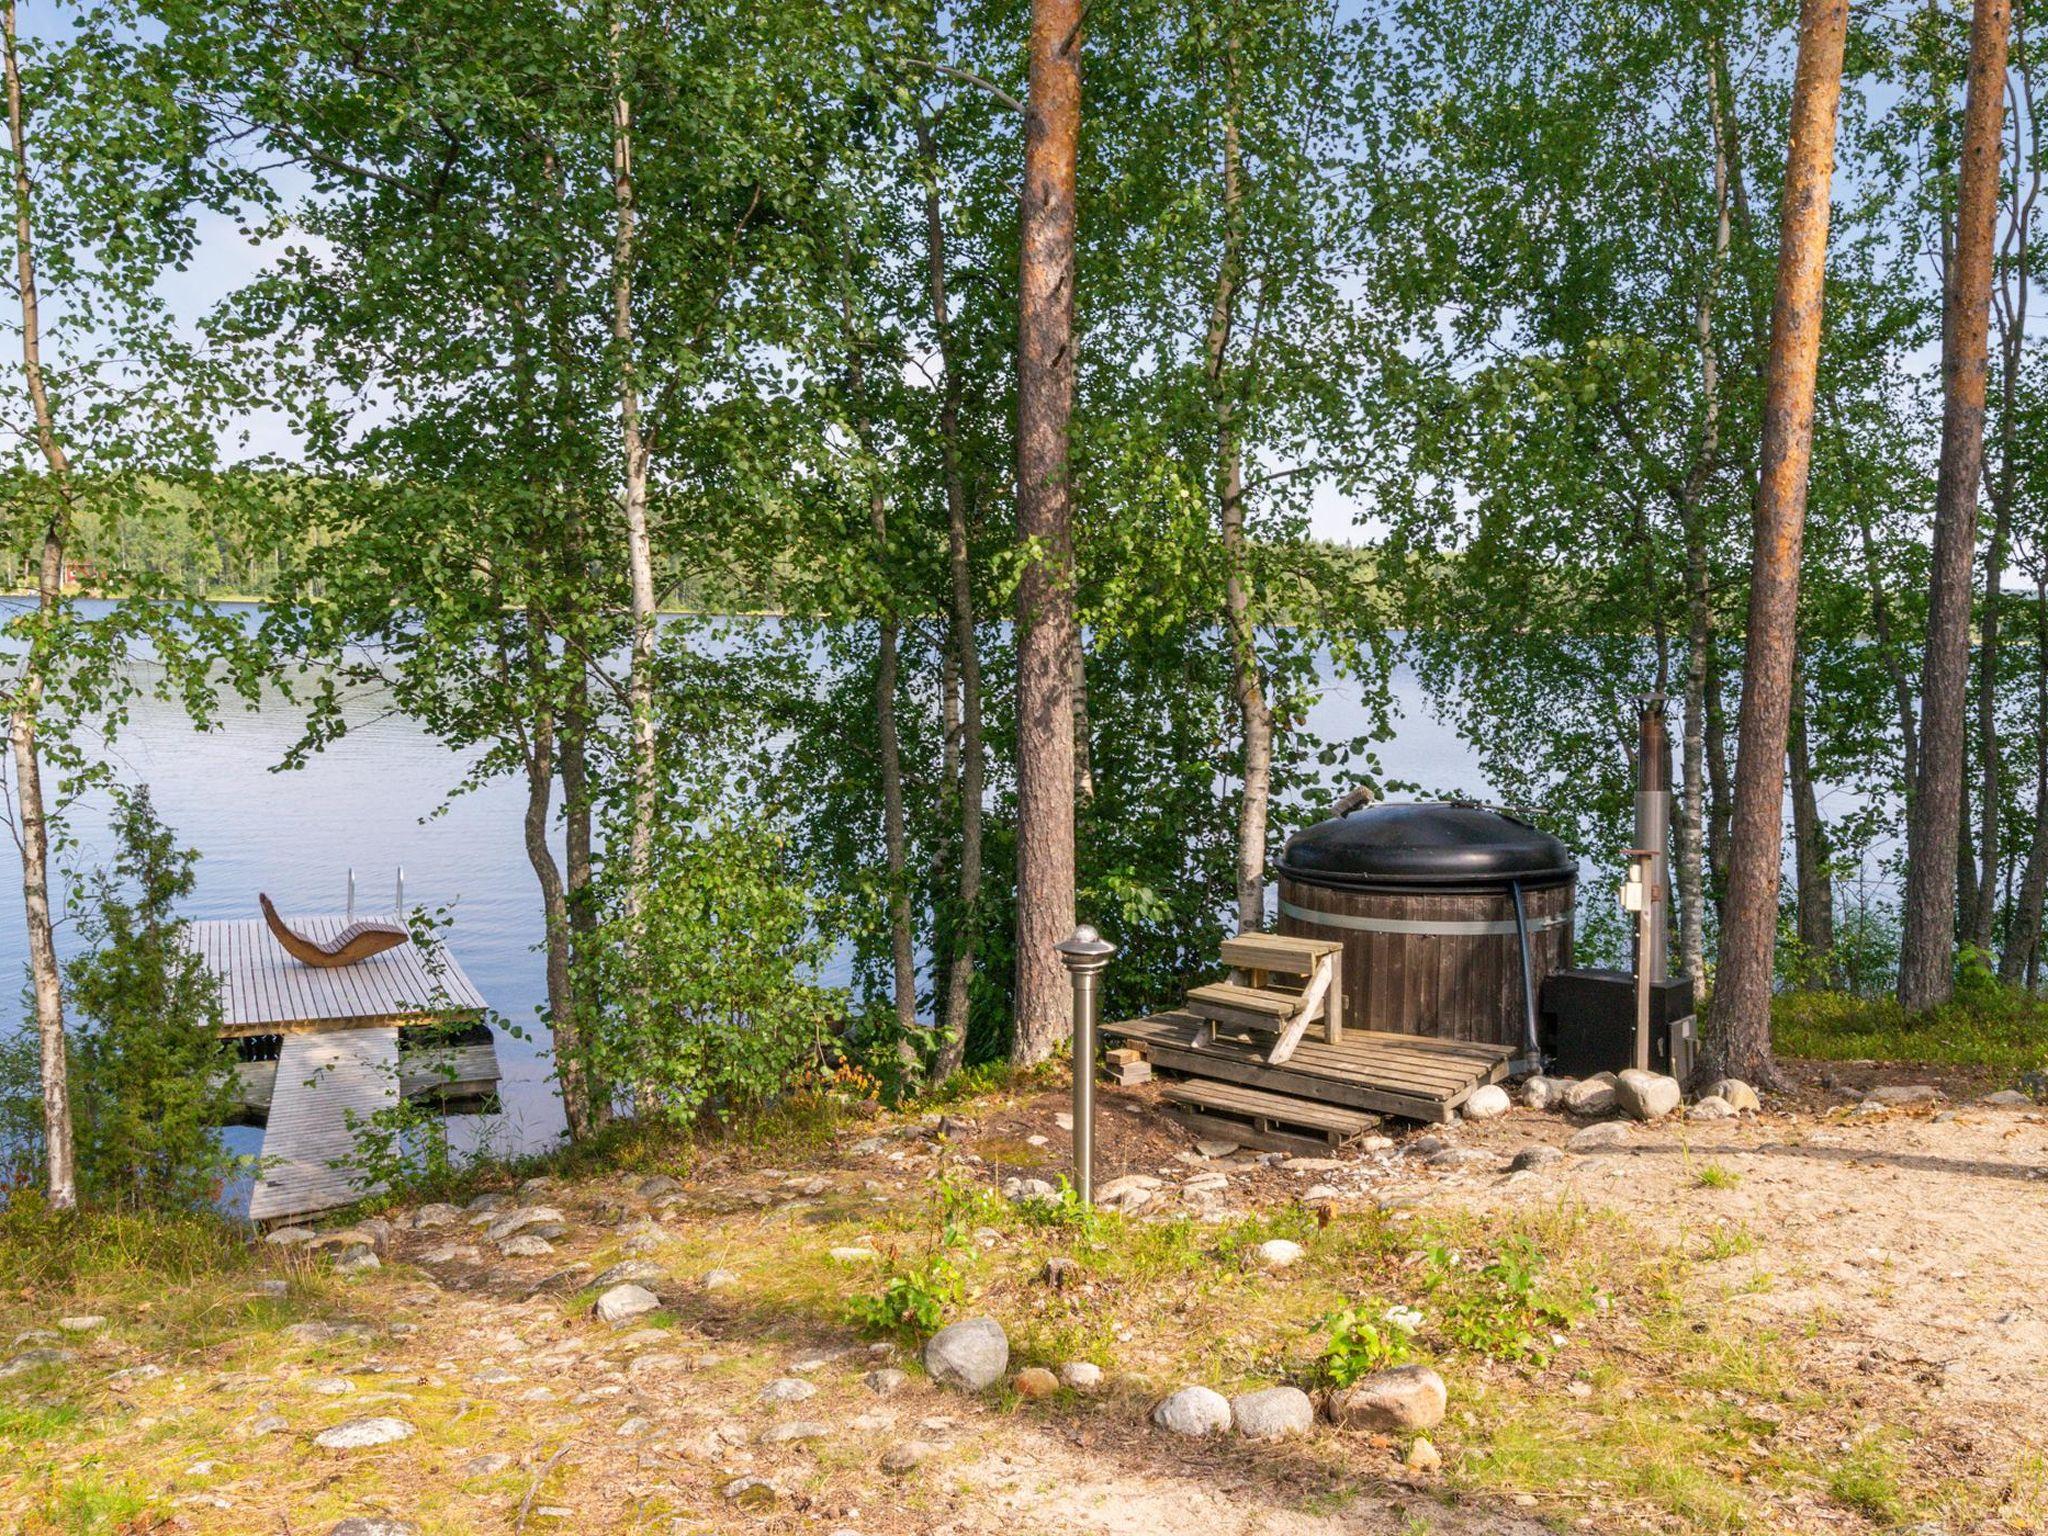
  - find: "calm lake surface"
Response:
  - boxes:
[0,606,1499,1164]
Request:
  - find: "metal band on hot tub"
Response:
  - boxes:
[1278,900,1572,937]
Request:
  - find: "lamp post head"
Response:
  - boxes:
[1056,924,1117,974]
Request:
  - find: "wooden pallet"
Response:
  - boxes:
[1160,1078,1378,1157]
[1105,1010,1511,1125]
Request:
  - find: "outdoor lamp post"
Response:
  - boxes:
[1055,925,1116,1205]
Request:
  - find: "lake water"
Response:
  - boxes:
[0,606,1504,1164]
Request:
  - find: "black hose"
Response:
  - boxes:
[1510,878,1541,1068]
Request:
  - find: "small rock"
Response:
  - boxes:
[1326,1365,1447,1431]
[1011,1366,1059,1399]
[864,1367,907,1396]
[723,1476,778,1508]
[1703,1078,1760,1113]
[594,1284,662,1326]
[1562,1074,1619,1116]
[1152,1385,1232,1436]
[313,1416,415,1450]
[1865,1083,1942,1105]
[1568,1121,1632,1152]
[1302,1183,1342,1201]
[1059,1361,1103,1391]
[498,1234,553,1259]
[460,1452,515,1476]
[411,1202,460,1229]
[592,1260,664,1290]
[635,1174,683,1200]
[1688,1095,1735,1121]
[924,1317,1008,1392]
[1405,1436,1443,1471]
[1462,1084,1512,1121]
[703,1269,738,1291]
[1402,1136,1444,1158]
[829,1246,879,1264]
[758,1377,817,1404]
[1519,1076,1566,1111]
[1509,1144,1565,1172]
[1195,1139,1240,1159]
[1614,1069,1681,1122]
[333,1247,380,1274]
[1001,1176,1055,1201]
[0,1348,73,1379]
[1254,1238,1305,1270]
[244,1413,290,1437]
[265,1227,316,1247]
[1230,1385,1314,1440]
[55,1315,104,1333]
[881,1440,933,1474]
[326,1521,419,1536]
[1427,1147,1497,1172]
[1982,1089,2032,1106]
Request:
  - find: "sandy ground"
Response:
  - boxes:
[10,1063,2048,1535]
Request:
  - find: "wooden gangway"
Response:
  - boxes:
[248,1030,402,1222]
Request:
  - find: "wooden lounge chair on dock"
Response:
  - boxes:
[1185,931,1344,1066]
[259,892,407,969]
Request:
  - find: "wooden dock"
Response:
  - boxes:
[1104,1010,1512,1127]
[194,912,493,1223]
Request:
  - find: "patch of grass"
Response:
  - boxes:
[0,1201,250,1294]
[1773,985,2048,1075]
[16,1465,157,1535]
[1693,1162,1740,1189]
[1829,1438,1909,1524]
[1693,1220,1757,1261]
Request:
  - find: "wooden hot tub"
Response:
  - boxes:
[1274,802,1575,1057]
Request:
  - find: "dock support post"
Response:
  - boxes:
[1056,925,1116,1205]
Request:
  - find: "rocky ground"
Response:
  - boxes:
[3,1060,2046,1535]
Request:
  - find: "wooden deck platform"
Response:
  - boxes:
[1104,1010,1512,1125]
[192,915,486,1037]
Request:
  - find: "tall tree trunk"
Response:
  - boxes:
[1679,42,1736,993]
[1704,0,1847,1087]
[609,21,659,1111]
[2001,576,2048,984]
[846,312,919,1074]
[1901,0,2011,1011]
[917,116,985,1084]
[4,0,74,1209]
[1206,41,1273,934]
[513,620,586,1138]
[560,657,603,1126]
[1011,0,1084,1066]
[1705,640,1733,892]
[1788,649,1835,985]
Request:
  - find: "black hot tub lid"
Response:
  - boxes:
[1277,801,1575,889]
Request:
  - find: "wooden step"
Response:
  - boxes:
[1160,1077,1378,1156]
[1219,931,1343,976]
[1186,982,1301,1034]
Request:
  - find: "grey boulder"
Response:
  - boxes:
[1152,1385,1232,1436]
[923,1316,1009,1392]
[1702,1078,1760,1113]
[1614,1069,1681,1122]
[1562,1073,1619,1116]
[1230,1385,1314,1440]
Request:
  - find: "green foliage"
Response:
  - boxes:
[1420,1234,1589,1365]
[844,1225,967,1342]
[587,813,846,1123]
[1772,985,2048,1075]
[0,790,243,1210]
[1693,1162,1740,1191]
[1318,1305,1415,1387]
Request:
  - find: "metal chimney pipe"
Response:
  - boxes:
[1055,925,1116,1205]
[1633,696,1672,981]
